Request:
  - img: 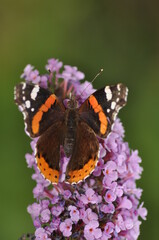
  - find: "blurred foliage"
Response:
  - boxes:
[0,0,159,239]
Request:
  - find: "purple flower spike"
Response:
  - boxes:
[18,58,147,239]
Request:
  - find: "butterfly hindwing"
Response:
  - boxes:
[14,82,65,137]
[36,121,65,184]
[79,83,128,138]
[65,121,99,184]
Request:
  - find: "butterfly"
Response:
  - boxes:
[14,82,128,184]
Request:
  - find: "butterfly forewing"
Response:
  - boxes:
[79,83,128,138]
[14,82,65,137]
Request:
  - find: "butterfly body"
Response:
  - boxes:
[63,107,79,157]
[14,82,128,184]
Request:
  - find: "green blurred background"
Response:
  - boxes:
[0,0,158,239]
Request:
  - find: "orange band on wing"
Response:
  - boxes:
[89,95,98,109]
[94,104,103,113]
[89,95,108,135]
[32,94,56,134]
[45,95,56,108]
[99,111,107,134]
[66,157,98,184]
[32,111,43,134]
[36,154,59,184]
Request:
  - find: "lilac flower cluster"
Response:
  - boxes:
[21,58,147,240]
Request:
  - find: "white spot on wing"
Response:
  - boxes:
[105,86,112,101]
[112,111,117,120]
[111,101,116,110]
[126,87,128,94]
[116,105,122,112]
[117,84,121,91]
[23,96,26,101]
[14,87,17,100]
[25,100,31,108]
[125,87,128,101]
[31,85,40,100]
[34,147,37,159]
[24,122,30,137]
[18,105,23,112]
[107,109,110,113]
[31,108,35,112]
[22,83,26,90]
[14,86,16,95]
[22,111,27,120]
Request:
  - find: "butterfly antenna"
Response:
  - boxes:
[78,68,104,99]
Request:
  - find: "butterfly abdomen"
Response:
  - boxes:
[64,109,79,157]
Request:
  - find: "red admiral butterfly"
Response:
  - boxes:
[14,82,128,184]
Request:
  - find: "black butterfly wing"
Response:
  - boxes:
[65,121,99,184]
[35,121,65,184]
[79,83,128,138]
[14,82,65,137]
